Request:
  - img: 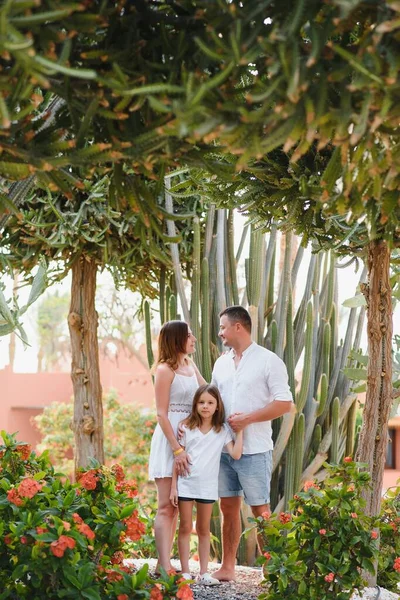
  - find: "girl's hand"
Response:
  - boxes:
[174,450,191,477]
[228,412,247,432]
[170,488,178,507]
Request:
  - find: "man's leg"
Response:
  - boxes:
[212,496,241,581]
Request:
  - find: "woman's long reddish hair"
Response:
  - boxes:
[186,384,225,433]
[155,320,189,371]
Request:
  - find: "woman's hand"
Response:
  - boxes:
[174,450,191,477]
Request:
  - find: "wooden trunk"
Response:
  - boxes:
[68,256,104,473]
[356,240,393,517]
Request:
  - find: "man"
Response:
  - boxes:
[212,306,293,582]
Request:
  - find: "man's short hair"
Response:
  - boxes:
[219,306,252,333]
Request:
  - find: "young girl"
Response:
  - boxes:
[170,384,243,586]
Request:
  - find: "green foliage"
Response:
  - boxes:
[256,458,379,600]
[0,431,187,599]
[378,486,400,592]
[34,391,157,489]
[0,261,47,341]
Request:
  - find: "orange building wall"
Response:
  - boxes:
[0,348,154,448]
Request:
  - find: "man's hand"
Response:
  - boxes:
[170,488,178,507]
[227,412,247,432]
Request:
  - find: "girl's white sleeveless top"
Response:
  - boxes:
[148,372,198,480]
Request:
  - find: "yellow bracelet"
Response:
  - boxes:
[173,447,184,456]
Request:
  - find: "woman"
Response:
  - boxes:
[148,320,206,573]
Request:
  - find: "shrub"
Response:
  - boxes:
[34,390,157,487]
[0,431,191,599]
[255,458,379,600]
[378,486,400,592]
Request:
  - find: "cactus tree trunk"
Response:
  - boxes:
[357,240,393,519]
[68,256,104,474]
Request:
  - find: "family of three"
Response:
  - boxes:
[148,306,294,585]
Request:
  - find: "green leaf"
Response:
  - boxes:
[342,368,368,381]
[342,294,366,308]
[120,504,135,519]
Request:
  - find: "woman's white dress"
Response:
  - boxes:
[148,372,198,480]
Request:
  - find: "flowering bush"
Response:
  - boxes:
[0,431,191,599]
[377,485,400,591]
[34,390,157,486]
[256,458,379,600]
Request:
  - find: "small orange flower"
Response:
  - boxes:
[319,529,326,535]
[371,531,378,540]
[124,510,145,541]
[16,445,32,460]
[111,464,125,482]
[344,456,352,463]
[18,478,42,499]
[324,572,334,582]
[150,586,163,600]
[72,513,83,524]
[7,488,23,506]
[176,584,193,600]
[50,535,76,558]
[279,512,291,524]
[78,522,95,540]
[303,481,319,491]
[263,552,271,560]
[394,557,400,572]
[351,513,357,519]
[78,469,99,491]
[20,536,28,544]
[117,596,128,600]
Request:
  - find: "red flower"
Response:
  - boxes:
[263,552,271,560]
[150,586,163,600]
[351,513,357,519]
[105,569,123,582]
[72,513,83,524]
[176,584,193,600]
[20,536,28,544]
[344,456,352,463]
[50,535,76,558]
[279,512,291,524]
[319,529,326,535]
[124,510,146,541]
[78,469,99,491]
[371,531,378,540]
[18,478,42,499]
[117,596,128,600]
[16,445,32,460]
[4,534,12,545]
[7,488,23,506]
[77,523,95,540]
[303,481,319,491]
[36,527,48,534]
[324,572,335,582]
[111,464,125,482]
[111,551,124,565]
[394,557,400,572]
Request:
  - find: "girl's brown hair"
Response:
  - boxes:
[186,384,225,433]
[156,320,189,371]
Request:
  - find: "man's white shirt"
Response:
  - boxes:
[212,342,293,454]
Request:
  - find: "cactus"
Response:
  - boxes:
[144,300,154,370]
[144,200,367,561]
[330,397,340,463]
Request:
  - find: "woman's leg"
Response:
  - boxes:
[154,478,178,572]
[195,502,214,575]
[177,500,194,574]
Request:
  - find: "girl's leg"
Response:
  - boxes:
[177,500,194,574]
[154,478,178,572]
[195,502,214,575]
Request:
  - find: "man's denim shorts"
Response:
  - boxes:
[218,450,273,506]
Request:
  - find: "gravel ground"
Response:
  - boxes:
[131,559,400,600]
